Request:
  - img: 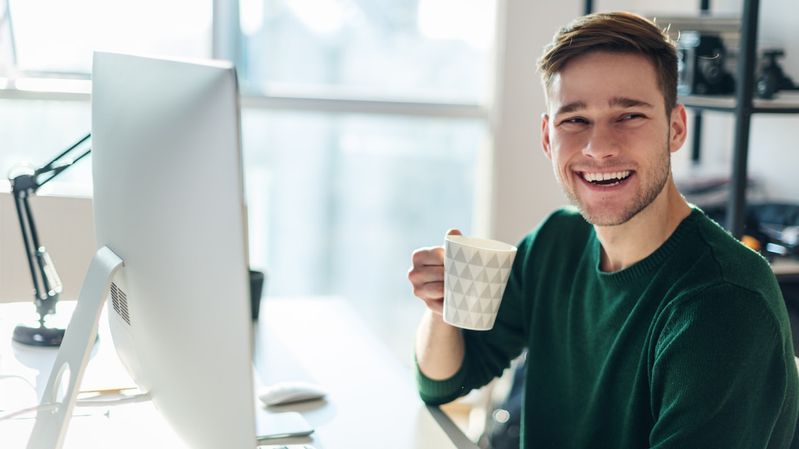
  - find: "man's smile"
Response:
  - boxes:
[576,170,634,188]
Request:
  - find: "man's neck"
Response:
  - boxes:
[594,180,691,273]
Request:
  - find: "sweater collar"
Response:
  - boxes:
[590,207,702,286]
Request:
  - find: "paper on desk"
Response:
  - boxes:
[79,342,137,394]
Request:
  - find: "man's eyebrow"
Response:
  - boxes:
[555,101,587,115]
[554,97,654,115]
[609,97,654,109]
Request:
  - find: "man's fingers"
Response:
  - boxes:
[412,280,444,301]
[411,246,445,267]
[408,265,444,285]
[408,229,460,315]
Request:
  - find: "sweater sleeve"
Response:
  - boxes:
[415,232,534,405]
[649,283,798,448]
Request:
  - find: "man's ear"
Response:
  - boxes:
[541,113,553,160]
[669,104,688,153]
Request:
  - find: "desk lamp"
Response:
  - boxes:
[9,133,91,346]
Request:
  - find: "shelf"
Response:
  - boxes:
[654,14,740,36]
[773,257,799,282]
[681,92,799,113]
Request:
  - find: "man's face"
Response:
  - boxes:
[541,51,686,226]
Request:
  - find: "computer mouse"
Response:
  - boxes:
[257,381,327,406]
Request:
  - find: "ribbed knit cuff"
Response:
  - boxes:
[413,354,469,405]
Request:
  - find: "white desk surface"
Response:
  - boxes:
[0,298,478,449]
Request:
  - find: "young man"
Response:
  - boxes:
[408,11,799,448]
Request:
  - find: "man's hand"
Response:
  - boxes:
[408,229,462,315]
[410,229,465,380]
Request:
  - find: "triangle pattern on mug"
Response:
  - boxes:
[469,296,481,313]
[453,279,463,294]
[469,251,483,266]
[445,242,517,330]
[458,293,467,309]
[490,284,501,299]
[453,247,467,263]
[446,261,456,276]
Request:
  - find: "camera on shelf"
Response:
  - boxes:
[677,31,736,96]
[756,49,799,99]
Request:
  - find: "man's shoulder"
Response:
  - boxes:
[689,210,777,289]
[660,210,785,329]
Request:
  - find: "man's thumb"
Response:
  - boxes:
[446,228,463,237]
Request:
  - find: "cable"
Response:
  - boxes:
[0,393,152,422]
[0,403,59,422]
[0,374,36,391]
[1,374,150,422]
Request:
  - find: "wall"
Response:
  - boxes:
[0,191,95,303]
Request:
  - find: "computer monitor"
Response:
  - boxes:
[27,52,257,449]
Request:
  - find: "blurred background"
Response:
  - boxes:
[1,0,799,367]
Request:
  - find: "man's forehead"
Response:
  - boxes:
[545,53,663,113]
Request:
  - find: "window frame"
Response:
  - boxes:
[0,0,490,121]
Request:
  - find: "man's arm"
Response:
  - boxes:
[409,229,532,405]
[649,284,799,448]
[415,310,464,380]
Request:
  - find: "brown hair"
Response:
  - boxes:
[537,11,678,113]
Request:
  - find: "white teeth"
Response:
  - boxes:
[582,170,631,182]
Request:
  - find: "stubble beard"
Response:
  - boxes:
[558,144,672,227]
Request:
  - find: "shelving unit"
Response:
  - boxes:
[681,92,799,113]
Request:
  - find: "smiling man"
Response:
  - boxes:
[408,11,799,448]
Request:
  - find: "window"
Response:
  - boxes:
[7,0,211,75]
[242,110,483,298]
[239,0,494,102]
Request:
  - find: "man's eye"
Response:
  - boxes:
[620,113,644,121]
[560,117,588,126]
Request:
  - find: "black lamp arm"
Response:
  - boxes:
[9,133,91,322]
[35,133,92,186]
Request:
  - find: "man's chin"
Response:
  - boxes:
[573,203,638,227]
[580,212,631,227]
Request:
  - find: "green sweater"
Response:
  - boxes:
[417,207,799,448]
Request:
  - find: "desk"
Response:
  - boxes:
[0,298,478,449]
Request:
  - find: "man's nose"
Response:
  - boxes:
[582,124,620,160]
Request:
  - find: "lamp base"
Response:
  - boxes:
[12,325,66,347]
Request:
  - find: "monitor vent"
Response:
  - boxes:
[110,282,131,325]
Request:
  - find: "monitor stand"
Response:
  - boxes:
[26,246,124,449]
